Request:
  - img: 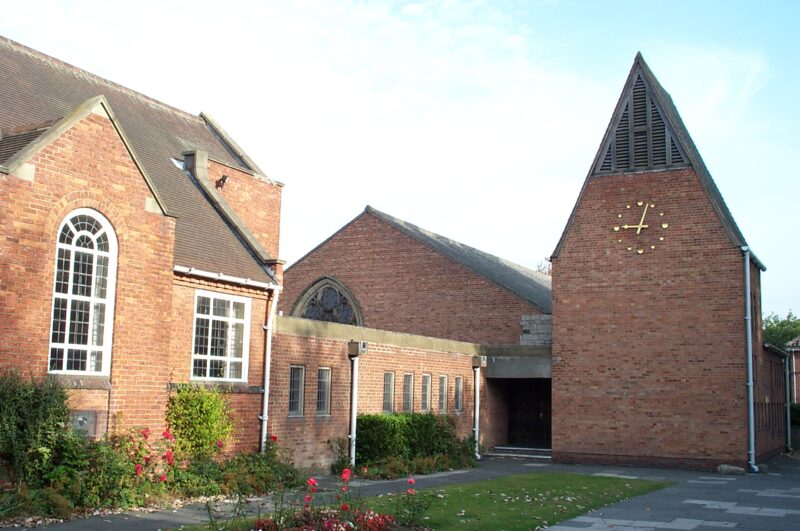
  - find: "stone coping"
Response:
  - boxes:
[276,316,551,358]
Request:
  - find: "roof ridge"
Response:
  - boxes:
[0,35,203,124]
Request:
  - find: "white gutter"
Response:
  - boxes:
[173,265,279,291]
[742,246,758,473]
[473,365,481,460]
[260,291,281,452]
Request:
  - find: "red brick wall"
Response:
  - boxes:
[167,276,273,454]
[269,326,478,471]
[551,168,752,469]
[281,212,542,345]
[206,160,282,259]
[0,110,175,433]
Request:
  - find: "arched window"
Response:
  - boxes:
[293,277,362,326]
[48,209,118,375]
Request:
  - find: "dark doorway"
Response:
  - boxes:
[506,378,551,448]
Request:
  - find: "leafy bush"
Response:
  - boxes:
[355,413,475,478]
[356,414,409,463]
[792,403,800,426]
[166,385,233,460]
[0,372,70,487]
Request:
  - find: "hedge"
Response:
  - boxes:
[356,413,464,464]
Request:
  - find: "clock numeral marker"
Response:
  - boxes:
[637,248,644,254]
[662,223,669,229]
[626,205,631,209]
[650,203,655,208]
[650,245,655,250]
[659,212,664,216]
[637,200,643,206]
[627,247,632,251]
[613,226,620,232]
[659,236,664,241]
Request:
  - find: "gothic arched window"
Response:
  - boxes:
[293,278,362,326]
[48,209,118,375]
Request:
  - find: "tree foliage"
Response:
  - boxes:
[763,310,800,348]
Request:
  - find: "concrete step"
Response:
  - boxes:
[486,446,552,459]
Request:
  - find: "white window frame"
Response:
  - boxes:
[455,376,463,412]
[316,367,331,416]
[382,372,395,413]
[289,365,305,417]
[421,374,431,412]
[190,289,251,382]
[438,375,448,413]
[48,208,118,377]
[403,373,414,413]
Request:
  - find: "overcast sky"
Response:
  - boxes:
[2,1,797,316]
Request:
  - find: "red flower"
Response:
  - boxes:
[306,477,318,487]
[311,487,318,493]
[341,485,348,492]
[340,503,349,512]
[162,429,174,441]
[144,455,151,465]
[140,428,150,439]
[340,467,353,482]
[406,488,416,496]
[304,495,312,503]
[215,440,224,449]
[270,434,278,442]
[160,474,168,482]
[407,477,416,485]
[164,449,175,466]
[135,463,143,476]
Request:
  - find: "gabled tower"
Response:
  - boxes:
[550,53,784,470]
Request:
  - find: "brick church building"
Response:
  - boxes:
[1,35,788,471]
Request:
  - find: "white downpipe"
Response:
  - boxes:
[742,246,759,473]
[792,353,797,404]
[349,355,360,466]
[473,366,481,460]
[786,356,793,451]
[260,290,280,453]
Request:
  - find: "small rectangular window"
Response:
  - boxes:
[438,375,447,413]
[289,366,305,416]
[454,376,463,412]
[421,374,431,412]
[383,372,394,413]
[403,373,414,413]
[316,367,331,416]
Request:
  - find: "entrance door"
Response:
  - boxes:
[507,378,551,448]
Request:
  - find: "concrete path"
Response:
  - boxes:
[40,455,799,530]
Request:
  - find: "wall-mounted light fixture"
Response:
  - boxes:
[215,174,229,189]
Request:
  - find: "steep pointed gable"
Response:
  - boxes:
[552,53,749,258]
[593,57,689,175]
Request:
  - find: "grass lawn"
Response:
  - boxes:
[367,471,669,530]
[184,471,669,530]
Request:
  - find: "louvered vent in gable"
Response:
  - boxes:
[593,70,690,176]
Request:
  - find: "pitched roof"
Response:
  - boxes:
[552,52,754,262]
[365,206,552,313]
[0,36,277,284]
[0,127,45,164]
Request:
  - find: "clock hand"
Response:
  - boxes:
[636,203,649,235]
[622,224,649,230]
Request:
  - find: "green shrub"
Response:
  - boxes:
[166,385,233,460]
[792,403,800,426]
[0,372,70,487]
[356,413,476,477]
[356,414,409,463]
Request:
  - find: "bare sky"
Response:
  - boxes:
[2,0,797,315]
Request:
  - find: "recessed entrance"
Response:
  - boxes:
[505,378,551,448]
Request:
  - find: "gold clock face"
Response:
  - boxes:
[612,200,668,254]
